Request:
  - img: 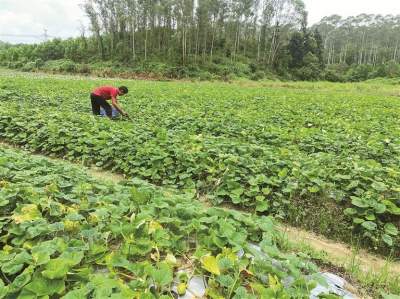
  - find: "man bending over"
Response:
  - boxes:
[90,85,129,118]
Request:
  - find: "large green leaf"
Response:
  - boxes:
[151,262,173,287]
[11,204,42,224]
[382,200,400,215]
[31,244,57,265]
[61,287,91,299]
[351,197,370,208]
[344,208,357,216]
[42,250,84,279]
[24,273,65,296]
[382,234,393,246]
[361,221,377,231]
[256,201,269,212]
[1,251,33,275]
[8,266,34,293]
[384,223,398,236]
[0,279,8,299]
[201,255,221,276]
[371,181,387,192]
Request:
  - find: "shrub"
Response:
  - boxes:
[21,61,37,72]
[76,64,91,74]
[251,71,265,81]
[8,61,24,69]
[249,62,258,73]
[43,59,77,73]
[292,65,321,81]
[164,66,189,79]
[34,59,45,68]
[229,62,251,77]
[198,71,213,81]
[368,62,400,79]
[322,64,348,82]
[219,72,235,82]
[324,69,343,82]
[345,64,374,82]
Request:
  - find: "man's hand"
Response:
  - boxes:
[112,97,126,116]
[122,111,132,120]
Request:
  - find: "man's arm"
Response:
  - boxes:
[111,97,128,116]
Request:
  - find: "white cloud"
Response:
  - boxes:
[304,0,400,24]
[0,0,87,44]
[0,0,399,43]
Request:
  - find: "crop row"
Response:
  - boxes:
[0,146,323,298]
[2,80,399,166]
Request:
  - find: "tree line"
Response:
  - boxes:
[314,14,400,66]
[81,0,308,66]
[0,0,399,81]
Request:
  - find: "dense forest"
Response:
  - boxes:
[0,0,399,81]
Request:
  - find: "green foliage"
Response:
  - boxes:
[288,30,325,80]
[43,59,77,73]
[250,71,265,81]
[0,147,318,298]
[323,64,348,82]
[0,72,399,254]
[314,14,400,67]
[346,65,375,82]
[21,62,37,72]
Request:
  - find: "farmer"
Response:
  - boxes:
[90,85,129,118]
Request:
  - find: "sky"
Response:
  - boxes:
[304,0,399,24]
[0,0,86,44]
[0,0,399,44]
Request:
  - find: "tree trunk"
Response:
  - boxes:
[257,26,262,62]
[393,40,399,62]
[145,27,148,61]
[210,20,215,62]
[195,22,199,63]
[131,16,136,61]
[202,25,208,63]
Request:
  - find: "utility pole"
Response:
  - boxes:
[43,29,49,41]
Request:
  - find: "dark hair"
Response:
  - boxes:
[119,86,128,94]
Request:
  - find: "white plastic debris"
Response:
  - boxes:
[172,275,207,299]
[248,243,266,258]
[248,243,285,271]
[236,248,245,259]
[310,272,357,299]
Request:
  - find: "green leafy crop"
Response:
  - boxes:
[0,72,399,253]
[0,147,320,298]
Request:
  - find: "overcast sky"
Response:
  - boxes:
[0,0,399,44]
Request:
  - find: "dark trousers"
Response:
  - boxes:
[90,93,112,117]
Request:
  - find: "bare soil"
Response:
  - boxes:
[280,225,400,276]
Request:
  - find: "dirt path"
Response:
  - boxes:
[0,141,126,184]
[280,225,400,276]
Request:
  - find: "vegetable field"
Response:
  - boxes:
[0,70,399,297]
[1,147,323,298]
[0,71,399,252]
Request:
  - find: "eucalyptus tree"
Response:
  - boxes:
[313,14,400,65]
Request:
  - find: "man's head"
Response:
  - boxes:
[118,86,129,96]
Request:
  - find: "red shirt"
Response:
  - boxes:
[92,86,119,100]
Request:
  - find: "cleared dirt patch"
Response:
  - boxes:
[87,166,125,184]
